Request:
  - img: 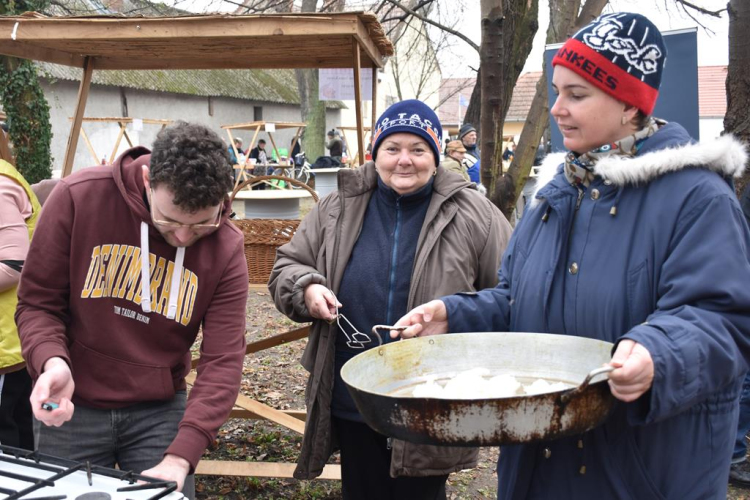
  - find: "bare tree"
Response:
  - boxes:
[497,0,608,219]
[724,0,749,196]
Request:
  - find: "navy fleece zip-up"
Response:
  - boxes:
[331,177,433,421]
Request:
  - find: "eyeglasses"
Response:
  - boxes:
[149,188,222,230]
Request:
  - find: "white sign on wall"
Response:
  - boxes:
[319,68,373,101]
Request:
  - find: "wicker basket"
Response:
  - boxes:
[230,175,319,284]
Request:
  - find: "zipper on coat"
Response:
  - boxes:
[385,199,402,325]
[559,186,585,334]
[387,437,393,450]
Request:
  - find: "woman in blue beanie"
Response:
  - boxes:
[395,13,750,499]
[269,99,512,499]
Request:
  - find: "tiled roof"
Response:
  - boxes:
[37,62,346,108]
[506,71,542,122]
[438,71,542,125]
[698,65,727,118]
[440,67,727,124]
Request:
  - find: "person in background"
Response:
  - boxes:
[502,140,515,162]
[0,159,40,451]
[16,122,248,498]
[249,139,269,189]
[326,130,343,163]
[269,99,512,500]
[394,13,750,499]
[291,137,302,166]
[730,182,750,488]
[228,138,243,165]
[440,140,470,182]
[458,123,479,165]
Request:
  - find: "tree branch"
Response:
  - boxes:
[382,0,480,52]
[673,0,726,18]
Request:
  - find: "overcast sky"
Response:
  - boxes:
[439,0,730,79]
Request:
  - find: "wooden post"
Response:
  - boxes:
[352,39,365,165]
[371,67,378,138]
[62,57,94,177]
[109,122,128,163]
[78,127,100,165]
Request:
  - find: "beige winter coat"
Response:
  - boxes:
[441,155,470,182]
[269,161,512,480]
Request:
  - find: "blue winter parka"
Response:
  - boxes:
[443,123,750,500]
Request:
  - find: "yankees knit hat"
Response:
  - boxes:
[552,12,666,115]
[371,99,443,164]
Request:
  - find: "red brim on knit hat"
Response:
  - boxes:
[552,38,659,115]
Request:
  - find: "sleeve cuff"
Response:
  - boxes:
[292,273,327,317]
[165,425,212,474]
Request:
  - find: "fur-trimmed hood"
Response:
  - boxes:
[532,123,748,207]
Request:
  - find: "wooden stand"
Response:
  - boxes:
[222,121,306,189]
[68,117,172,165]
[188,324,341,480]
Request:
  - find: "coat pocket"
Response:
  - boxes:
[390,439,479,478]
[69,340,175,405]
[627,259,654,326]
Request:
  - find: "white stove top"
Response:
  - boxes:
[0,448,185,500]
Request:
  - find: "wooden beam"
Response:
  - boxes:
[371,67,378,138]
[185,372,305,434]
[355,18,386,68]
[0,41,84,68]
[78,127,100,165]
[352,39,365,167]
[196,461,341,480]
[62,57,94,177]
[109,122,127,163]
[191,326,310,369]
[228,408,306,421]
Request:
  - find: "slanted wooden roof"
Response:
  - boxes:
[0,11,393,70]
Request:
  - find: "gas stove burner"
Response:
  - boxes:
[0,444,184,499]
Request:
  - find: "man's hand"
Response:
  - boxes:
[304,284,341,321]
[392,300,449,339]
[608,339,654,402]
[141,454,191,491]
[30,357,75,426]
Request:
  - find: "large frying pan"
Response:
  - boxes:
[341,331,616,446]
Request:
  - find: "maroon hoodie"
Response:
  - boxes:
[16,147,248,470]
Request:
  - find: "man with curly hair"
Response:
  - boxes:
[16,122,248,498]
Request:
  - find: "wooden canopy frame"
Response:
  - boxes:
[69,117,172,165]
[222,121,306,188]
[0,11,392,482]
[0,11,392,176]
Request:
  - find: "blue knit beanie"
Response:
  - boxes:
[371,99,442,164]
[553,12,666,114]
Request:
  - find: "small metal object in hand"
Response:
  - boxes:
[41,401,59,411]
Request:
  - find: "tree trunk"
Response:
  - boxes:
[293,0,329,163]
[476,0,539,197]
[725,0,750,197]
[479,0,505,194]
[497,0,608,219]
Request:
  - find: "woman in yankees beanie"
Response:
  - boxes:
[269,99,512,499]
[393,12,750,500]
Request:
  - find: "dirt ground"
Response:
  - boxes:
[194,290,499,499]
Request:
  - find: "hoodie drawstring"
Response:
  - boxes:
[140,222,152,313]
[139,221,186,320]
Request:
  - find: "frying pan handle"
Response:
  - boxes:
[372,325,408,344]
[560,365,615,404]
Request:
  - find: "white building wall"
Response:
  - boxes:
[42,80,340,176]
[699,117,724,141]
